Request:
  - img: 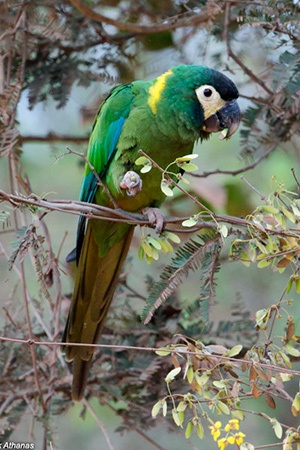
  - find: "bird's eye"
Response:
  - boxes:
[195,85,219,104]
[195,84,224,120]
[203,88,212,97]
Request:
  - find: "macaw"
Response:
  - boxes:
[62,64,240,401]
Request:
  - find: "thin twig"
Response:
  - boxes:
[19,134,89,144]
[192,144,276,178]
[82,398,115,450]
[240,176,267,201]
[223,2,273,95]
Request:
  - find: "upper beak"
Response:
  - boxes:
[203,99,241,139]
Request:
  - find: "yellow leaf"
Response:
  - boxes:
[291,392,300,417]
[187,365,194,384]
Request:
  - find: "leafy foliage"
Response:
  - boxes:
[142,233,221,324]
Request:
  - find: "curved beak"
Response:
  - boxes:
[203,99,241,139]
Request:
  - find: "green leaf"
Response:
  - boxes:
[160,239,174,253]
[261,205,279,214]
[217,401,230,415]
[196,422,204,438]
[165,367,181,383]
[231,410,244,421]
[155,347,171,356]
[240,444,255,450]
[138,245,144,260]
[172,409,184,427]
[179,162,198,172]
[218,224,228,238]
[286,278,293,294]
[195,372,210,387]
[187,365,194,384]
[140,163,152,173]
[182,217,198,227]
[213,380,227,389]
[135,156,153,173]
[135,156,150,165]
[227,344,243,357]
[295,278,300,293]
[285,342,300,357]
[178,175,190,184]
[257,258,272,269]
[270,418,283,439]
[281,207,296,223]
[185,421,193,439]
[162,400,167,417]
[255,308,270,329]
[291,392,300,417]
[240,252,251,266]
[175,153,198,163]
[160,179,174,197]
[291,202,300,218]
[177,401,187,412]
[151,401,162,417]
[165,232,181,243]
[148,237,162,250]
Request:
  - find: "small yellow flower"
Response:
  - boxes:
[217,437,229,450]
[224,419,240,432]
[234,432,246,446]
[209,421,222,441]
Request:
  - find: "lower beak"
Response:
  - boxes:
[203,99,241,139]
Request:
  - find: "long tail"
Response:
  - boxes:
[62,221,134,401]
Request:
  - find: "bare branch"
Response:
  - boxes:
[69,0,221,34]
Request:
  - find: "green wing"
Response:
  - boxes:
[76,84,135,261]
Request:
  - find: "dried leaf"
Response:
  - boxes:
[265,394,276,409]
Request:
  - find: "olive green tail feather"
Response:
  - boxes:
[62,222,134,401]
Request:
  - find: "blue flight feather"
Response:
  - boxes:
[71,116,127,263]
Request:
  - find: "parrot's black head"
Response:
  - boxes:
[194,67,240,139]
[163,65,241,140]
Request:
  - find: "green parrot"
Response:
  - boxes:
[63,64,240,401]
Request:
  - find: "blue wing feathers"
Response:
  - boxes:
[67,84,134,264]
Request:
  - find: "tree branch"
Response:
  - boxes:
[69,0,221,34]
[19,134,89,144]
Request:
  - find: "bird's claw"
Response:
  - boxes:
[120,171,143,197]
[142,207,164,234]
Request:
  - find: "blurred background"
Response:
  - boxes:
[0,1,299,449]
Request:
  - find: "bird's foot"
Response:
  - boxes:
[142,207,164,234]
[120,171,142,197]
